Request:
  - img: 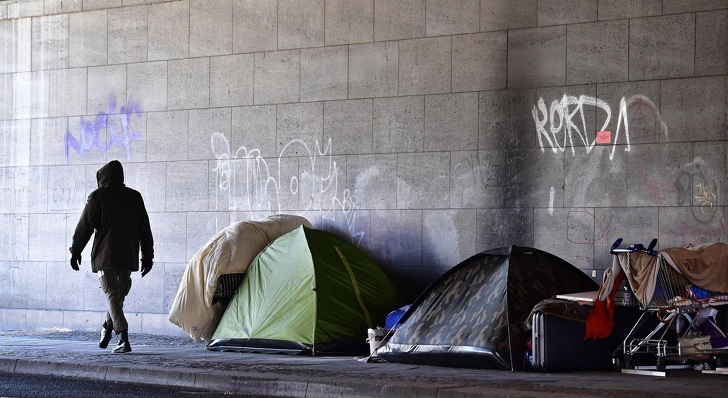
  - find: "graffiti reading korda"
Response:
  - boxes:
[532,94,667,160]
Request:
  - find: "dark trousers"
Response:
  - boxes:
[99,269,132,334]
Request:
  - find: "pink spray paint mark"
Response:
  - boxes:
[596,130,612,145]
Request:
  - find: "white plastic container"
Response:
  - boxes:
[366,327,391,356]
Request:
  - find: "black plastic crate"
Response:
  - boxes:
[213,273,245,298]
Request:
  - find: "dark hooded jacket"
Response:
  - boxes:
[70,160,154,273]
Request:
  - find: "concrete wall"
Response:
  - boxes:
[0,0,726,336]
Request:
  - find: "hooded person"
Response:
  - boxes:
[69,160,154,353]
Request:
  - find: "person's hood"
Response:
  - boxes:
[96,160,124,188]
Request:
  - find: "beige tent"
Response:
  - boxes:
[168,214,312,341]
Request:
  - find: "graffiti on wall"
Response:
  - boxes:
[532,94,667,160]
[50,176,88,212]
[452,152,501,189]
[675,157,719,224]
[210,132,364,245]
[0,167,51,214]
[1,168,30,213]
[64,97,143,163]
[504,137,527,204]
[534,93,725,270]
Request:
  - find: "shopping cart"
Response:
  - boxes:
[609,238,728,373]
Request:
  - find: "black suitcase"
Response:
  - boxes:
[531,311,619,372]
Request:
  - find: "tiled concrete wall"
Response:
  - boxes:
[0,0,726,336]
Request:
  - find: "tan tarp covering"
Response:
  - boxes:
[601,242,728,308]
[168,214,312,342]
[661,243,728,294]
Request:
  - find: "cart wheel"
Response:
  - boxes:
[623,354,632,370]
[656,358,666,372]
[707,356,719,370]
[612,356,622,371]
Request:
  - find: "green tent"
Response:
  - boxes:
[207,225,404,355]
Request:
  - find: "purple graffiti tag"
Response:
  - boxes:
[64,113,107,161]
[64,97,143,163]
[108,99,144,161]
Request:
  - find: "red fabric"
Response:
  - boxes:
[585,272,624,340]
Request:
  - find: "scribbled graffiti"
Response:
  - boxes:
[676,220,726,246]
[453,152,501,189]
[533,94,667,161]
[0,168,47,214]
[695,182,716,215]
[641,170,676,203]
[329,188,364,246]
[64,97,143,163]
[210,133,364,245]
[566,209,593,245]
[594,212,615,251]
[675,157,719,224]
[50,177,87,212]
[504,137,527,203]
[1,169,29,213]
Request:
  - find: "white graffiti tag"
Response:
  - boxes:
[210,132,363,244]
[533,94,666,161]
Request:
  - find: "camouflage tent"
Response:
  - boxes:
[377,246,597,370]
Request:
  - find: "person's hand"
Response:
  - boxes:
[70,254,81,271]
[141,258,153,277]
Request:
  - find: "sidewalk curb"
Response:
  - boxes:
[0,358,16,373]
[1,358,199,390]
[1,357,461,397]
[193,372,310,397]
[3,345,728,398]
[105,365,198,388]
[2,358,108,381]
[1,356,590,398]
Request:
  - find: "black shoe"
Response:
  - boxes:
[99,327,113,349]
[112,331,132,353]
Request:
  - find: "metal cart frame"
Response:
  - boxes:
[609,238,727,373]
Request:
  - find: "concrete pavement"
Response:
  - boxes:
[1,330,728,397]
